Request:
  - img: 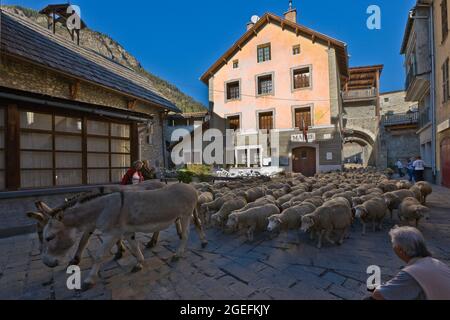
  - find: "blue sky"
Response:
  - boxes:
[2,0,416,106]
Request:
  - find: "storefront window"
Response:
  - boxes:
[15,111,132,189]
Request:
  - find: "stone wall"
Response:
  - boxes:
[0,55,165,169]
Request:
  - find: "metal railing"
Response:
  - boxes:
[382,112,419,126]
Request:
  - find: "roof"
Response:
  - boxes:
[346,65,383,90]
[0,10,181,113]
[400,12,414,54]
[200,12,349,83]
[168,111,208,118]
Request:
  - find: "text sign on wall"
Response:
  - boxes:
[291,133,316,143]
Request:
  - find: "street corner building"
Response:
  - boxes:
[0,7,180,236]
[200,6,350,176]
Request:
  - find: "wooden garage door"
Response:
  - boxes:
[442,137,450,188]
[292,147,316,177]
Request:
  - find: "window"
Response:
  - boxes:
[442,0,448,43]
[233,60,239,69]
[0,108,4,190]
[443,58,449,103]
[227,115,240,131]
[258,111,274,130]
[384,97,390,102]
[292,66,311,90]
[257,74,273,95]
[294,107,312,129]
[17,111,131,189]
[226,81,240,101]
[292,45,301,55]
[257,43,271,63]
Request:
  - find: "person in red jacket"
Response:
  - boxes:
[121,160,144,185]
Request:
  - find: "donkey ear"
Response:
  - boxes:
[35,201,53,214]
[26,211,47,223]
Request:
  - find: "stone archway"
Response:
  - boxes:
[343,129,376,167]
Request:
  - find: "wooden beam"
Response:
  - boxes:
[69,80,80,100]
[127,99,137,110]
[312,34,316,44]
[5,104,20,190]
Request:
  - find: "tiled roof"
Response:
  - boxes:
[201,12,349,83]
[0,10,181,113]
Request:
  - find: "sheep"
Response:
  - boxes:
[232,196,276,214]
[330,191,356,207]
[226,204,280,241]
[383,189,416,219]
[200,193,235,222]
[197,191,214,223]
[266,189,287,199]
[267,203,316,233]
[245,187,266,202]
[275,193,294,207]
[409,185,422,202]
[396,180,413,190]
[377,180,398,193]
[398,197,430,227]
[366,188,384,195]
[300,197,352,248]
[211,197,247,227]
[354,198,388,235]
[351,194,381,207]
[302,196,324,208]
[415,181,433,205]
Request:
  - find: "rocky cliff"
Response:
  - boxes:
[1,5,206,113]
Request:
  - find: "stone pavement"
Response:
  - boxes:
[0,185,449,300]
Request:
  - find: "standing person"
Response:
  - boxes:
[407,158,415,182]
[413,156,425,182]
[141,160,156,180]
[396,159,404,177]
[121,160,144,185]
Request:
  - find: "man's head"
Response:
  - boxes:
[389,226,431,263]
[417,156,422,160]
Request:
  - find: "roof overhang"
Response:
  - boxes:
[345,65,383,90]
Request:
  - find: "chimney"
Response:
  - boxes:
[247,22,255,31]
[284,0,297,23]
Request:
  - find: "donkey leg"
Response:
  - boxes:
[145,232,160,249]
[172,216,190,261]
[175,219,183,239]
[82,234,119,291]
[113,238,126,260]
[124,233,145,273]
[69,229,94,266]
[192,208,208,248]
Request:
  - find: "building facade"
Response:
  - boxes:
[379,91,420,169]
[341,66,382,167]
[401,0,436,183]
[433,0,450,187]
[0,9,179,193]
[201,6,348,176]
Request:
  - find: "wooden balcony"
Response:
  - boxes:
[342,88,377,102]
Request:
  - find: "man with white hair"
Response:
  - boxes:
[371,226,450,300]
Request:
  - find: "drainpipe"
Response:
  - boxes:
[429,4,437,179]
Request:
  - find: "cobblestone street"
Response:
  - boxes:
[1,185,449,300]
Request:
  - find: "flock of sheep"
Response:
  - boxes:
[192,168,433,248]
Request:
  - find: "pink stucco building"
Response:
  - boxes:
[201,4,349,175]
